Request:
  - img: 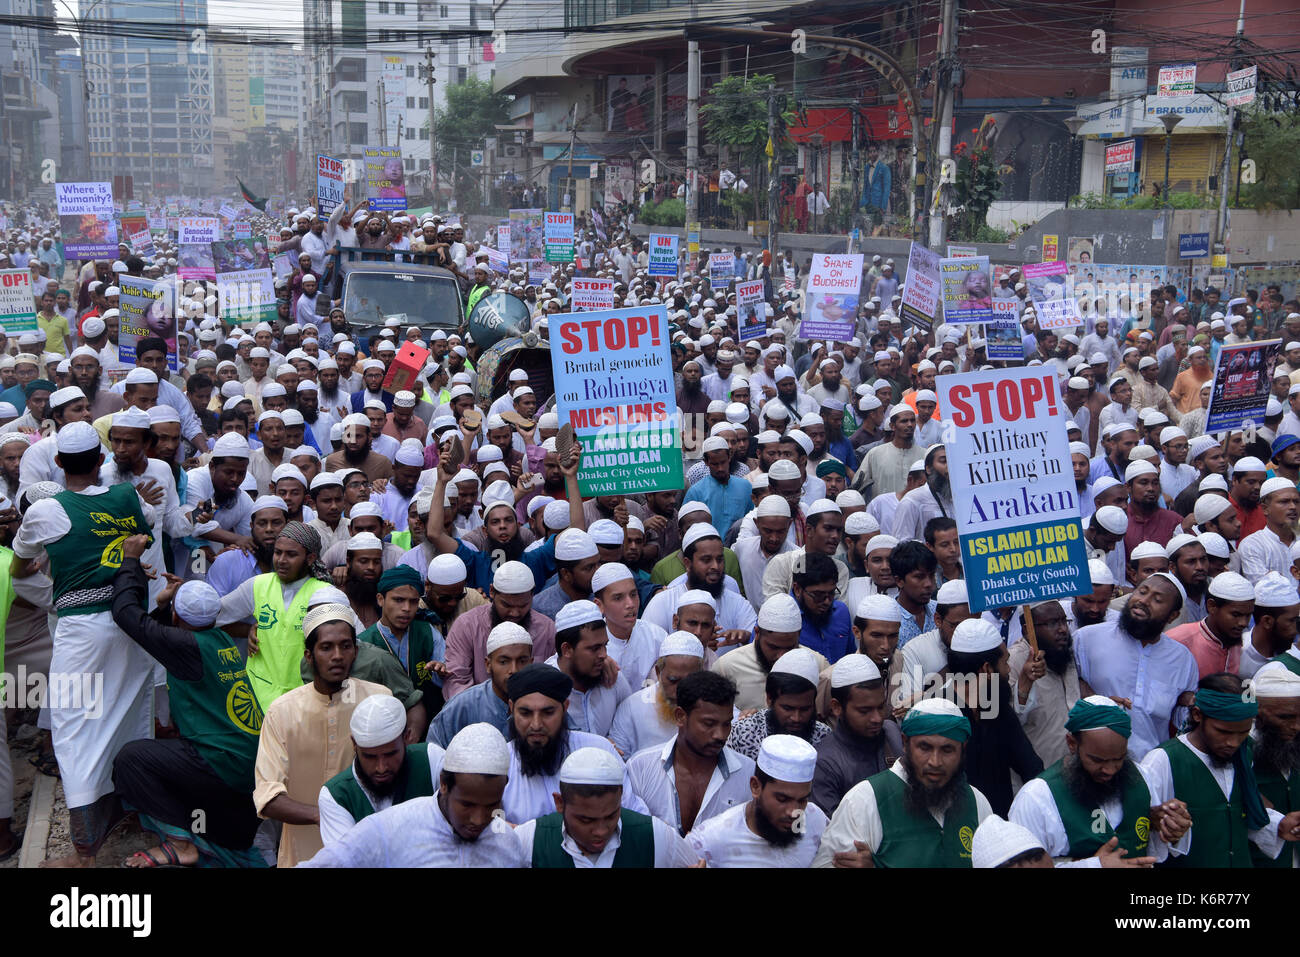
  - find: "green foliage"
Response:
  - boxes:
[431,79,511,210]
[949,139,1006,241]
[824,186,858,233]
[968,224,1013,243]
[639,198,686,227]
[1235,111,1300,210]
[1068,191,1214,209]
[701,75,791,153]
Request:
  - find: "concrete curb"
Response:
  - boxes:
[18,771,56,868]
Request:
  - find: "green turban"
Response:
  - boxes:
[901,708,971,742]
[1064,697,1132,738]
[816,459,848,480]
[1194,688,1268,830]
[377,564,424,595]
[25,379,56,398]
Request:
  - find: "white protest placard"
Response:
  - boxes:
[0,269,36,333]
[571,278,616,311]
[478,245,509,273]
[708,253,733,282]
[800,253,862,340]
[178,217,220,244]
[900,242,941,332]
[216,268,277,328]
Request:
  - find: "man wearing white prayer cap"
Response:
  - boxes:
[1164,569,1255,678]
[301,723,527,867]
[1238,475,1300,582]
[204,493,288,609]
[317,693,442,846]
[813,696,992,867]
[725,647,830,761]
[687,734,828,867]
[109,550,265,868]
[514,747,700,868]
[971,816,1053,868]
[1236,573,1300,679]
[732,492,796,611]
[713,593,829,712]
[812,653,902,816]
[759,498,849,606]
[639,522,758,642]
[1249,659,1300,866]
[253,601,390,867]
[609,631,705,757]
[428,622,532,748]
[532,528,599,622]
[896,578,976,708]
[591,561,661,690]
[442,560,555,699]
[545,599,633,738]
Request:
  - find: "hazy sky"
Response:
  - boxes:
[210,0,303,32]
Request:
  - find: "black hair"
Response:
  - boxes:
[765,670,816,701]
[1036,329,1056,344]
[440,769,504,791]
[186,373,213,395]
[136,336,168,358]
[558,782,621,801]
[56,447,101,476]
[947,646,1003,677]
[1199,671,1243,695]
[215,343,237,362]
[889,539,937,579]
[924,516,957,545]
[806,510,840,531]
[556,620,604,655]
[998,847,1049,868]
[1254,604,1289,623]
[218,408,246,428]
[676,671,737,715]
[792,550,837,589]
[683,532,721,561]
[831,677,885,708]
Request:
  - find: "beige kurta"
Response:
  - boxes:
[711,642,830,713]
[252,677,391,867]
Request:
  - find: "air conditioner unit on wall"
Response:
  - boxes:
[500,144,521,158]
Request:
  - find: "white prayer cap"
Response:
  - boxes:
[301,602,355,639]
[526,495,554,519]
[485,621,532,656]
[591,562,633,594]
[756,734,817,783]
[757,593,802,631]
[537,411,559,430]
[49,385,84,409]
[768,459,801,481]
[55,421,101,454]
[1208,571,1254,602]
[1124,460,1157,482]
[393,389,417,408]
[1094,505,1128,535]
[831,653,881,688]
[1164,533,1201,559]
[659,631,704,659]
[786,430,813,455]
[349,694,406,747]
[261,383,288,399]
[1250,661,1300,699]
[350,501,383,519]
[1255,572,1300,608]
[866,534,899,554]
[1192,494,1233,524]
[805,498,841,519]
[427,553,468,586]
[1261,476,1295,500]
[1128,540,1166,561]
[1148,571,1189,607]
[347,532,384,553]
[1231,456,1268,476]
[148,405,180,426]
[542,500,571,531]
[1197,532,1230,560]
[251,494,288,515]
[845,512,879,536]
[174,581,221,628]
[835,489,866,510]
[1199,474,1229,494]
[272,464,308,487]
[677,589,717,613]
[1159,426,1186,446]
[555,599,604,632]
[750,473,769,491]
[555,528,598,561]
[856,594,905,623]
[589,519,624,546]
[452,467,479,485]
[701,436,729,455]
[395,440,425,467]
[936,579,969,605]
[443,723,511,776]
[725,402,749,424]
[770,647,820,688]
[212,433,251,459]
[557,746,625,787]
[1068,441,1091,458]
[971,815,1046,869]
[682,523,721,552]
[476,445,504,465]
[950,618,1003,654]
[755,495,791,519]
[309,471,343,492]
[493,560,535,594]
[124,367,158,385]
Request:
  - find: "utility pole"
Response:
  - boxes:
[564,104,578,212]
[419,47,437,202]
[928,0,958,249]
[685,37,701,225]
[767,84,780,262]
[1215,0,1246,262]
[378,78,388,147]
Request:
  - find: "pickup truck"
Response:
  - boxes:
[336,247,466,340]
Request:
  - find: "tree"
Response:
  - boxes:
[700,74,793,224]
[429,78,511,210]
[1235,110,1300,211]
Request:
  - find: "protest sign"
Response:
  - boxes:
[118,275,178,371]
[800,253,862,340]
[212,237,271,274]
[939,366,1090,613]
[177,217,220,244]
[544,212,574,262]
[1022,260,1081,330]
[708,253,733,282]
[946,245,977,258]
[736,279,767,342]
[178,244,216,280]
[939,255,994,324]
[232,221,252,239]
[1205,338,1283,434]
[508,209,543,261]
[686,222,700,254]
[497,224,511,260]
[647,234,679,278]
[900,242,941,332]
[119,212,148,237]
[216,268,276,328]
[985,299,1023,362]
[0,269,36,334]
[527,261,550,285]
[363,146,406,211]
[571,278,616,311]
[479,245,509,274]
[317,154,346,216]
[271,253,296,281]
[549,306,682,496]
[218,203,240,223]
[126,230,156,261]
[56,182,118,258]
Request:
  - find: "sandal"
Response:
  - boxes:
[29,752,58,777]
[124,842,185,868]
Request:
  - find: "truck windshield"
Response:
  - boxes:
[343,272,463,330]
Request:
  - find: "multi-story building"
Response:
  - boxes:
[0,0,61,198]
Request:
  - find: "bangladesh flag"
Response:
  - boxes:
[238,178,268,212]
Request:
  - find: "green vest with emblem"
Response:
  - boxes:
[868,769,979,868]
[167,626,263,793]
[45,484,148,615]
[358,618,441,695]
[323,743,435,823]
[0,544,16,697]
[1251,754,1299,869]
[1157,736,1253,869]
[1270,651,1300,678]
[1040,758,1152,859]
[246,573,328,710]
[530,809,655,868]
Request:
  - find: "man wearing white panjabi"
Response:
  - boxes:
[591,562,662,691]
[301,723,526,867]
[970,815,1055,868]
[1238,575,1300,678]
[610,632,705,757]
[514,747,700,867]
[685,733,827,867]
[11,420,159,866]
[1250,662,1300,868]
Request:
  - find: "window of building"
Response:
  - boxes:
[418,96,429,109]
[457,66,467,83]
[440,4,448,17]
[395,2,406,12]
[378,1,389,11]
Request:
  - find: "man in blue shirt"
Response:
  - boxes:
[890,540,938,648]
[682,436,754,536]
[792,551,854,663]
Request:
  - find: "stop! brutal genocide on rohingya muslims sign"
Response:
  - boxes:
[549,305,684,497]
[939,366,1090,612]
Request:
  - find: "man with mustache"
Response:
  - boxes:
[890,444,953,542]
[610,632,704,757]
[1009,600,1080,767]
[1239,573,1300,678]
[812,654,901,816]
[726,647,830,760]
[1250,662,1300,867]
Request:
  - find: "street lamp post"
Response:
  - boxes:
[809,132,824,234]
[1159,113,1184,208]
[1063,115,1085,207]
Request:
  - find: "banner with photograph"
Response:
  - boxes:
[571,278,616,311]
[178,244,216,281]
[939,255,993,324]
[800,253,862,340]
[708,253,733,282]
[900,242,941,332]
[56,182,118,258]
[212,237,271,274]
[985,299,1023,362]
[118,275,178,371]
[736,279,767,342]
[364,146,406,211]
[126,230,156,261]
[1023,260,1081,330]
[478,245,509,274]
[1205,339,1283,434]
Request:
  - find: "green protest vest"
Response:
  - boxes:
[1251,759,1299,868]
[46,483,149,615]
[390,531,412,551]
[245,573,328,710]
[530,809,655,868]
[868,769,979,868]
[465,284,491,318]
[359,618,440,688]
[1157,736,1253,869]
[0,545,15,693]
[1271,652,1300,678]
[167,626,263,793]
[323,744,435,824]
[1040,758,1152,859]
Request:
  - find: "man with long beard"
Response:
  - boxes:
[499,663,647,823]
[813,654,901,815]
[207,496,288,599]
[68,344,121,420]
[814,698,992,867]
[1074,572,1200,759]
[340,531,384,630]
[1009,600,1080,767]
[714,593,828,711]
[687,734,827,866]
[891,444,953,542]
[1010,697,1189,866]
[1063,558,1118,631]
[1250,662,1300,867]
[642,523,756,640]
[611,632,704,757]
[324,412,393,483]
[726,647,830,759]
[443,561,556,698]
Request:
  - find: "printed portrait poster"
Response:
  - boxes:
[800,253,862,340]
[1067,237,1096,265]
[178,244,216,281]
[364,146,406,212]
[939,255,993,324]
[508,209,544,262]
[736,279,767,342]
[118,275,178,371]
[211,237,272,274]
